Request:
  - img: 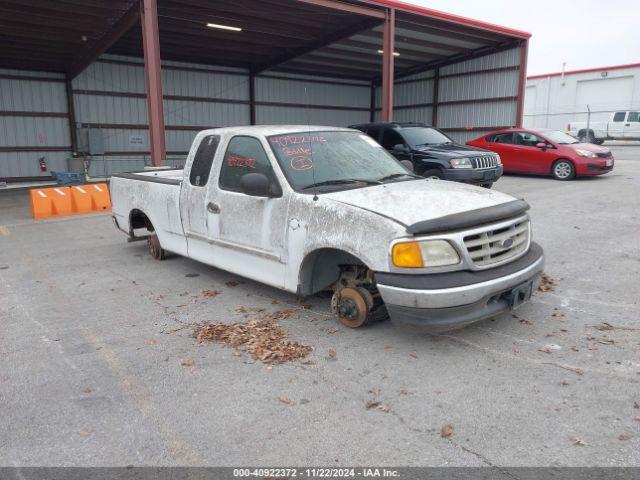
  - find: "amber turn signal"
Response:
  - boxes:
[392,241,424,268]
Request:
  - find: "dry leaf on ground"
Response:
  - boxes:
[322,327,340,334]
[146,338,157,345]
[202,290,222,298]
[399,389,408,395]
[441,424,454,438]
[194,311,312,364]
[365,400,381,410]
[539,347,553,354]
[409,352,418,359]
[618,434,633,441]
[328,348,337,358]
[226,281,239,287]
[538,273,557,292]
[181,359,194,366]
[571,436,588,446]
[377,404,391,413]
[278,396,294,405]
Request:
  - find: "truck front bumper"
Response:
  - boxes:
[375,243,544,332]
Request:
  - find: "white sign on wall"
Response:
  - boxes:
[129,134,145,146]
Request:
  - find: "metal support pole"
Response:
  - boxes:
[65,78,78,154]
[249,73,256,125]
[381,8,395,122]
[431,68,439,127]
[141,0,166,166]
[515,39,528,128]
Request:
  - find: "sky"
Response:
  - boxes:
[406,0,640,76]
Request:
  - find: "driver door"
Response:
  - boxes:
[208,135,287,288]
[513,131,556,174]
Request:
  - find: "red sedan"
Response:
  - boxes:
[466,128,614,180]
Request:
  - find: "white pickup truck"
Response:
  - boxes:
[568,110,640,144]
[110,126,544,331]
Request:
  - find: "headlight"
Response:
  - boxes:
[449,158,473,168]
[575,149,597,158]
[392,240,460,268]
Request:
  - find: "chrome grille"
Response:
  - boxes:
[470,155,499,169]
[463,218,530,267]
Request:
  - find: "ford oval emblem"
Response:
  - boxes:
[501,238,514,248]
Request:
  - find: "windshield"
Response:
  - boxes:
[267,131,412,192]
[401,127,453,147]
[541,130,579,144]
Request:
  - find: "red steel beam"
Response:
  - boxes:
[515,39,528,127]
[380,8,395,122]
[141,0,167,165]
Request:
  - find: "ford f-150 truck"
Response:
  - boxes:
[568,110,640,144]
[110,126,544,332]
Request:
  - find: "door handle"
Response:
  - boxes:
[207,202,220,214]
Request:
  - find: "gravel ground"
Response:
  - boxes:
[1,145,639,467]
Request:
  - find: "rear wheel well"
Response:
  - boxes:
[129,209,154,234]
[297,248,367,296]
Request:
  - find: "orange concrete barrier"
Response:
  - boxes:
[87,183,111,211]
[30,183,111,219]
[69,185,93,214]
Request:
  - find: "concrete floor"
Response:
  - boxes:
[1,146,639,467]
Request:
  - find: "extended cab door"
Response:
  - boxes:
[207,135,288,288]
[179,134,222,259]
[623,111,640,139]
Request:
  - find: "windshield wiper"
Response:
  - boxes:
[378,172,422,182]
[300,178,381,190]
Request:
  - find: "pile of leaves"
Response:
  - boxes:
[194,310,312,364]
[538,273,557,292]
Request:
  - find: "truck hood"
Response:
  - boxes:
[322,179,517,228]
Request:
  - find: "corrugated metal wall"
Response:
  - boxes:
[438,48,520,143]
[373,47,521,143]
[0,69,70,180]
[255,73,370,126]
[72,54,250,176]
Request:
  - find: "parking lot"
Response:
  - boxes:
[1,144,639,467]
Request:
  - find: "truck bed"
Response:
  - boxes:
[112,168,184,185]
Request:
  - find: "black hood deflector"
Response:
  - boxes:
[407,199,530,235]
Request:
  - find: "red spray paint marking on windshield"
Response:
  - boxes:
[227,155,256,169]
[290,156,313,171]
[270,135,326,148]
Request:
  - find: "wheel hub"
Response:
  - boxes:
[331,287,369,328]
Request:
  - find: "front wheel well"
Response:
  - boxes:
[297,248,368,296]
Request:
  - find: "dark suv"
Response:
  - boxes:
[350,122,503,188]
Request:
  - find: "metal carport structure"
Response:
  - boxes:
[0,0,530,181]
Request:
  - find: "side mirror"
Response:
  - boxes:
[400,160,414,172]
[393,143,409,153]
[240,173,280,197]
[535,142,547,149]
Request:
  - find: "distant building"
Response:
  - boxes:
[524,63,640,131]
